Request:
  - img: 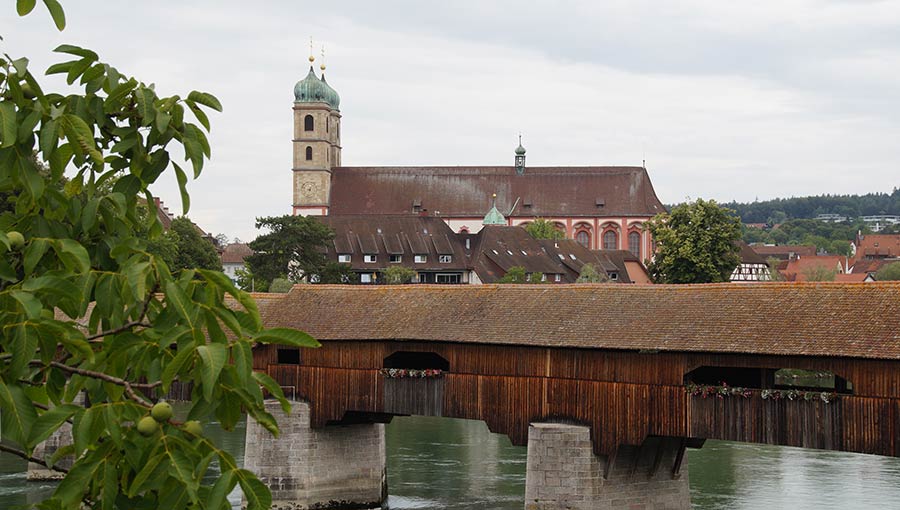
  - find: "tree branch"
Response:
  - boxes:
[85,285,158,343]
[30,361,157,407]
[0,443,69,474]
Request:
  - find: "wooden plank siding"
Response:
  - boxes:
[256,341,900,458]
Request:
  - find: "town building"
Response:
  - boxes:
[221,243,254,284]
[730,242,772,282]
[316,215,648,284]
[289,62,665,260]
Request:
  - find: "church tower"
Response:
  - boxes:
[292,51,341,216]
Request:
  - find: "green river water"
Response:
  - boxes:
[2,415,900,509]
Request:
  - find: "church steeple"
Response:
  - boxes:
[292,40,342,217]
[483,193,506,225]
[515,135,526,175]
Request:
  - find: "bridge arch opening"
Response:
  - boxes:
[684,366,852,394]
[383,351,449,371]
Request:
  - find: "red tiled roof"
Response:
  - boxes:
[327,166,665,218]
[782,256,846,282]
[854,234,900,259]
[834,273,870,283]
[221,243,254,264]
[750,244,816,259]
[851,258,892,275]
[257,283,900,360]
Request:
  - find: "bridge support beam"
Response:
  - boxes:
[525,423,691,510]
[244,401,387,510]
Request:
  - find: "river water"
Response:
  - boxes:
[2,415,900,509]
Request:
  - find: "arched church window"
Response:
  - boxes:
[603,230,618,250]
[304,114,314,131]
[576,230,590,248]
[628,232,641,258]
[305,146,313,161]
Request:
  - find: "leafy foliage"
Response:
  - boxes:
[875,262,900,281]
[267,277,293,293]
[646,199,742,284]
[576,263,609,283]
[801,265,838,282]
[498,266,527,283]
[723,189,900,224]
[245,215,334,288]
[742,218,865,255]
[497,266,544,283]
[524,218,564,240]
[382,265,416,284]
[0,5,318,508]
[167,217,222,272]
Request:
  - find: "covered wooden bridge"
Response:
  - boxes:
[246,282,900,509]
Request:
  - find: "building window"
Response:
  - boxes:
[277,348,300,364]
[360,273,373,283]
[337,254,351,263]
[439,254,452,263]
[629,232,641,258]
[554,274,561,282]
[436,273,461,284]
[610,272,618,281]
[414,254,427,263]
[364,254,377,263]
[305,146,313,161]
[390,254,402,263]
[603,230,618,250]
[575,230,590,247]
[304,114,314,131]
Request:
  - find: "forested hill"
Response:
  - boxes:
[721,189,900,224]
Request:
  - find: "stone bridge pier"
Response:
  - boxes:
[244,401,387,510]
[525,423,693,510]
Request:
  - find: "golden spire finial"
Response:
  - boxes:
[320,45,326,72]
[308,37,315,64]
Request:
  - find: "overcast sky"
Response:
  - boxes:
[5,1,900,241]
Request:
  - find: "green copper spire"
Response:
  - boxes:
[483,193,506,225]
[293,66,340,110]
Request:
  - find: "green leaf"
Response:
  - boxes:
[172,163,190,214]
[0,102,17,148]
[0,381,39,445]
[54,45,98,60]
[206,469,236,510]
[163,438,199,502]
[17,0,37,15]
[184,100,209,131]
[129,452,165,496]
[53,239,91,273]
[42,0,66,30]
[60,114,102,166]
[11,290,42,319]
[161,343,195,393]
[135,87,155,126]
[197,344,227,401]
[22,274,80,301]
[233,341,252,385]
[187,91,223,112]
[38,118,58,160]
[55,458,100,505]
[253,327,320,348]
[252,372,290,414]
[23,238,49,274]
[236,469,272,510]
[11,57,29,77]
[164,280,194,326]
[26,404,79,448]
[102,460,119,510]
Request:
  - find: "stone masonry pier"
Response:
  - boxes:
[244,401,386,510]
[525,423,691,510]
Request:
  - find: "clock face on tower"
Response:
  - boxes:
[300,181,319,199]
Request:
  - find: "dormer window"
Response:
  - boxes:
[338,254,351,263]
[415,255,427,263]
[390,255,402,263]
[439,255,452,263]
[364,254,377,263]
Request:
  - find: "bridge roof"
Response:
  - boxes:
[258,283,900,360]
